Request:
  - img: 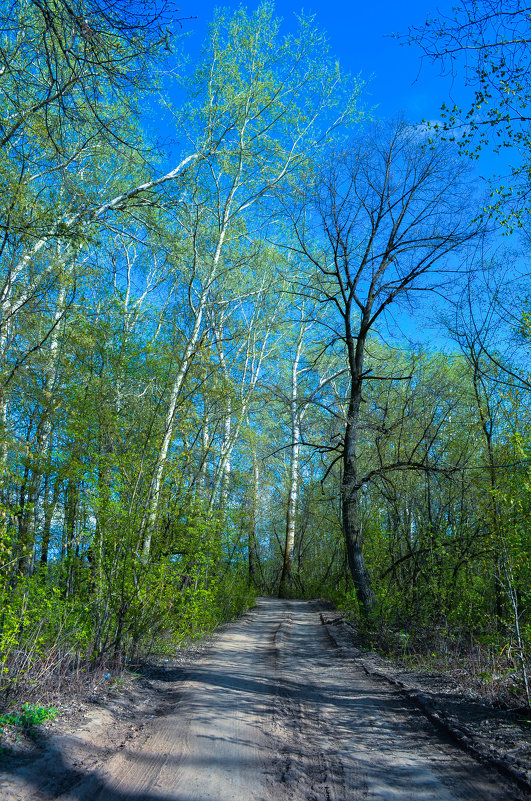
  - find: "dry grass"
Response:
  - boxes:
[0,647,128,712]
[358,624,531,708]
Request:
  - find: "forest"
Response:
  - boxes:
[1,0,531,708]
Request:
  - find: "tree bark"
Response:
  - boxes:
[341,374,376,615]
[248,457,260,586]
[141,299,205,560]
[279,336,303,598]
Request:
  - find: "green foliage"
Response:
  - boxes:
[406,0,531,226]
[1,0,530,712]
[0,704,57,731]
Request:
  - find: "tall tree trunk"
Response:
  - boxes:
[342,399,376,614]
[17,460,32,575]
[196,414,211,500]
[18,474,39,576]
[248,456,260,586]
[218,399,233,518]
[20,278,67,574]
[342,326,376,615]
[40,473,61,565]
[141,317,203,559]
[279,337,303,598]
[64,477,80,597]
[142,182,238,559]
[471,365,504,624]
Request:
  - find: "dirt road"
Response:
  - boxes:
[0,598,526,800]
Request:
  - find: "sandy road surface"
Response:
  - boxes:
[0,598,525,801]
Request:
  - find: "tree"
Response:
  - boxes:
[274,307,345,597]
[404,0,531,224]
[139,2,362,558]
[0,0,192,493]
[0,0,181,154]
[291,120,479,614]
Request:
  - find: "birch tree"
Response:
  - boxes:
[0,0,194,502]
[139,2,362,558]
[276,310,346,597]
[0,0,177,329]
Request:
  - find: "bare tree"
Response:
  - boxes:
[291,120,480,614]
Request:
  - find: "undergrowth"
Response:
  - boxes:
[345,613,531,708]
[0,568,255,712]
[0,704,57,732]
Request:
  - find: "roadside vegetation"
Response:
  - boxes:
[1,0,531,712]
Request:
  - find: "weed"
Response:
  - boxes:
[0,703,58,732]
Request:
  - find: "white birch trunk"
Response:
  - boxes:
[197,413,211,499]
[279,335,303,596]
[248,454,260,585]
[19,279,67,573]
[219,400,232,514]
[141,298,206,559]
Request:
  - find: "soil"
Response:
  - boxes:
[0,597,530,800]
